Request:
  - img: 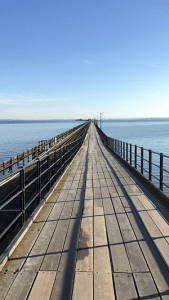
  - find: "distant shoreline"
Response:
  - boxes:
[0,118,169,124]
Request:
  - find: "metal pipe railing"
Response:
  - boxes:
[95,124,169,196]
[0,122,86,177]
[0,126,88,253]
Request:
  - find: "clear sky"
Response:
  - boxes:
[0,0,169,120]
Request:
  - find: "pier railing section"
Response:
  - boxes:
[0,127,88,255]
[96,125,169,196]
[0,123,84,178]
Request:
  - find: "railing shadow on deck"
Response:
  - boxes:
[95,131,169,297]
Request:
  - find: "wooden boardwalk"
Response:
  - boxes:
[1,122,169,299]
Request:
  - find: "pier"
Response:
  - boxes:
[1,121,169,299]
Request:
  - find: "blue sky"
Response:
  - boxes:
[0,0,169,119]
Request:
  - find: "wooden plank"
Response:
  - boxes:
[120,195,133,208]
[108,186,118,197]
[93,173,99,179]
[86,179,92,188]
[4,271,36,300]
[126,207,169,298]
[98,172,105,179]
[134,273,160,300]
[129,184,142,194]
[113,273,138,300]
[117,212,149,272]
[94,273,115,300]
[28,271,56,300]
[105,214,131,273]
[93,179,100,188]
[40,219,69,271]
[111,196,125,214]
[138,194,169,243]
[76,215,93,272]
[99,178,107,187]
[101,186,110,198]
[72,272,93,300]
[84,187,93,200]
[93,187,102,199]
[94,207,115,300]
[0,272,17,300]
[50,210,83,299]
[71,181,80,189]
[102,197,114,215]
[103,172,111,179]
[23,203,64,272]
[115,185,125,197]
[94,198,102,207]
[105,178,114,187]
[130,195,169,270]
[123,185,135,195]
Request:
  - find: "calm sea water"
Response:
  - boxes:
[1,119,169,193]
[101,120,169,156]
[0,119,169,163]
[0,120,84,163]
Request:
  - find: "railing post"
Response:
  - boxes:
[27,150,29,163]
[9,158,13,172]
[149,150,152,181]
[54,150,57,177]
[123,142,125,159]
[60,147,62,175]
[126,143,128,162]
[135,145,137,169]
[37,159,41,204]
[3,162,5,175]
[130,144,132,165]
[121,141,122,157]
[68,143,70,163]
[17,155,19,167]
[63,146,66,169]
[33,147,36,159]
[141,147,143,174]
[48,154,51,190]
[20,167,25,228]
[66,145,68,166]
[160,153,163,191]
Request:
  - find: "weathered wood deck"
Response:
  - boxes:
[1,122,169,299]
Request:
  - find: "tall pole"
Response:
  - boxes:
[100,113,102,129]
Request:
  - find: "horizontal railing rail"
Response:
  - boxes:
[0,124,89,255]
[96,125,169,196]
[0,122,85,178]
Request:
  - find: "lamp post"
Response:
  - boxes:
[100,113,102,129]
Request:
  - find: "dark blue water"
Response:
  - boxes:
[0,120,84,163]
[101,120,169,156]
[101,120,169,194]
[1,119,169,194]
[1,119,169,163]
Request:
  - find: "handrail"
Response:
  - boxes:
[95,124,169,196]
[0,123,90,255]
[0,122,87,177]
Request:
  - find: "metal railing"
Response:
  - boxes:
[0,122,85,178]
[96,125,169,196]
[0,128,88,254]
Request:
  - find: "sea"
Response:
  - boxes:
[0,118,169,162]
[0,118,169,194]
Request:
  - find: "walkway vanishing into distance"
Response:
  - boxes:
[1,122,169,299]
